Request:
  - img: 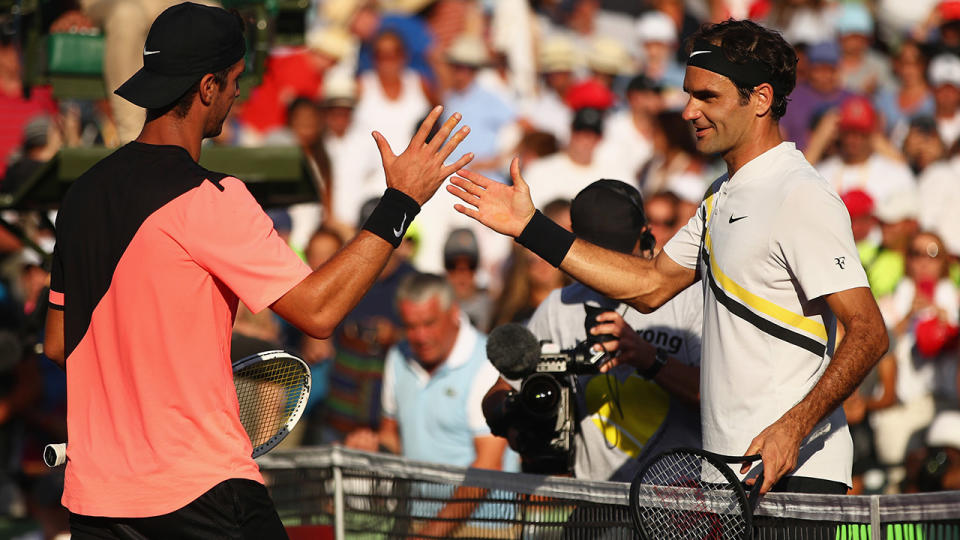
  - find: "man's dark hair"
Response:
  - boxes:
[145,66,233,121]
[687,19,797,119]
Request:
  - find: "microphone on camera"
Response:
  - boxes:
[486,323,541,380]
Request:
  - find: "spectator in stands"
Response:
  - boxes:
[489,200,570,328]
[345,272,511,538]
[354,31,434,156]
[873,231,959,470]
[765,0,835,45]
[262,98,333,252]
[1,116,61,196]
[318,198,415,444]
[874,40,935,146]
[523,108,631,208]
[520,35,578,145]
[814,96,916,208]
[780,40,854,151]
[0,43,56,183]
[438,35,516,183]
[836,3,895,96]
[872,191,922,298]
[903,116,947,174]
[638,110,709,200]
[344,0,435,81]
[917,133,960,256]
[635,10,686,102]
[596,75,662,182]
[240,26,354,139]
[643,191,681,254]
[585,37,633,95]
[929,53,960,149]
[319,72,383,233]
[515,130,559,167]
[298,227,346,441]
[443,228,492,332]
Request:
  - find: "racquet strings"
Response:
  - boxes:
[637,451,750,540]
[234,356,308,450]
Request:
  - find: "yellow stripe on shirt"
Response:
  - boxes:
[702,231,828,342]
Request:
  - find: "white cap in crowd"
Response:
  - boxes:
[927,411,960,449]
[306,26,355,62]
[636,11,678,44]
[321,0,362,27]
[929,53,960,87]
[446,35,490,67]
[588,37,634,76]
[538,35,580,73]
[874,190,920,224]
[321,69,358,107]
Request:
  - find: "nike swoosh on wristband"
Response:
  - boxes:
[393,213,407,238]
[689,50,711,58]
[144,50,161,55]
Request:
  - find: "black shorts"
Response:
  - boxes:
[69,478,288,540]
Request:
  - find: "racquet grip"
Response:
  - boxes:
[44,443,67,467]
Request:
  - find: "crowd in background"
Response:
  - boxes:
[2,0,960,535]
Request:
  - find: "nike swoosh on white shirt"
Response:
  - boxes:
[144,50,160,55]
[393,213,407,238]
[689,50,711,58]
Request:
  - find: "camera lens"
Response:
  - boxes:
[520,374,561,418]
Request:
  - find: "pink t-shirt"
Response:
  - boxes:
[49,142,311,517]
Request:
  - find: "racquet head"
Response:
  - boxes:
[233,350,311,458]
[629,447,764,540]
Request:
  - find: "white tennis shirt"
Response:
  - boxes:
[663,142,868,486]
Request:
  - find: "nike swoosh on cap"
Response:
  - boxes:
[144,50,160,55]
[689,50,711,58]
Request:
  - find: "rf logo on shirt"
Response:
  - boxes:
[835,257,846,269]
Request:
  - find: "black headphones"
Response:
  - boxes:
[592,179,657,254]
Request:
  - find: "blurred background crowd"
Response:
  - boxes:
[3,0,960,536]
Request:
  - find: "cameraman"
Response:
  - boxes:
[484,180,702,481]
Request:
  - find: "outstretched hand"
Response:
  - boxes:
[373,105,474,206]
[447,157,536,238]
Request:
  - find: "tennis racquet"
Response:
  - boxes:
[629,447,764,540]
[44,349,311,467]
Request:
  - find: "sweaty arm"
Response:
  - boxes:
[742,288,888,494]
[272,107,474,338]
[448,159,696,312]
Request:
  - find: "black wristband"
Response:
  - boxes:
[516,210,576,268]
[640,348,668,380]
[362,188,421,248]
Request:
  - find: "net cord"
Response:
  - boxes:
[257,446,960,524]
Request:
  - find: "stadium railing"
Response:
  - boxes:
[258,446,960,540]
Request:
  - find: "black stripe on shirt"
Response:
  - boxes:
[701,248,827,358]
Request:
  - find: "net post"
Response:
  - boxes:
[870,494,881,540]
[333,463,345,540]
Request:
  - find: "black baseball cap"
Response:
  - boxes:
[571,107,604,135]
[571,179,647,254]
[115,2,246,109]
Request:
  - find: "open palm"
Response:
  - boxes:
[447,157,537,238]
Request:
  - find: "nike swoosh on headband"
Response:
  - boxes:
[689,50,711,58]
[144,49,160,55]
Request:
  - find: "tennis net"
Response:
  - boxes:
[258,446,960,539]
